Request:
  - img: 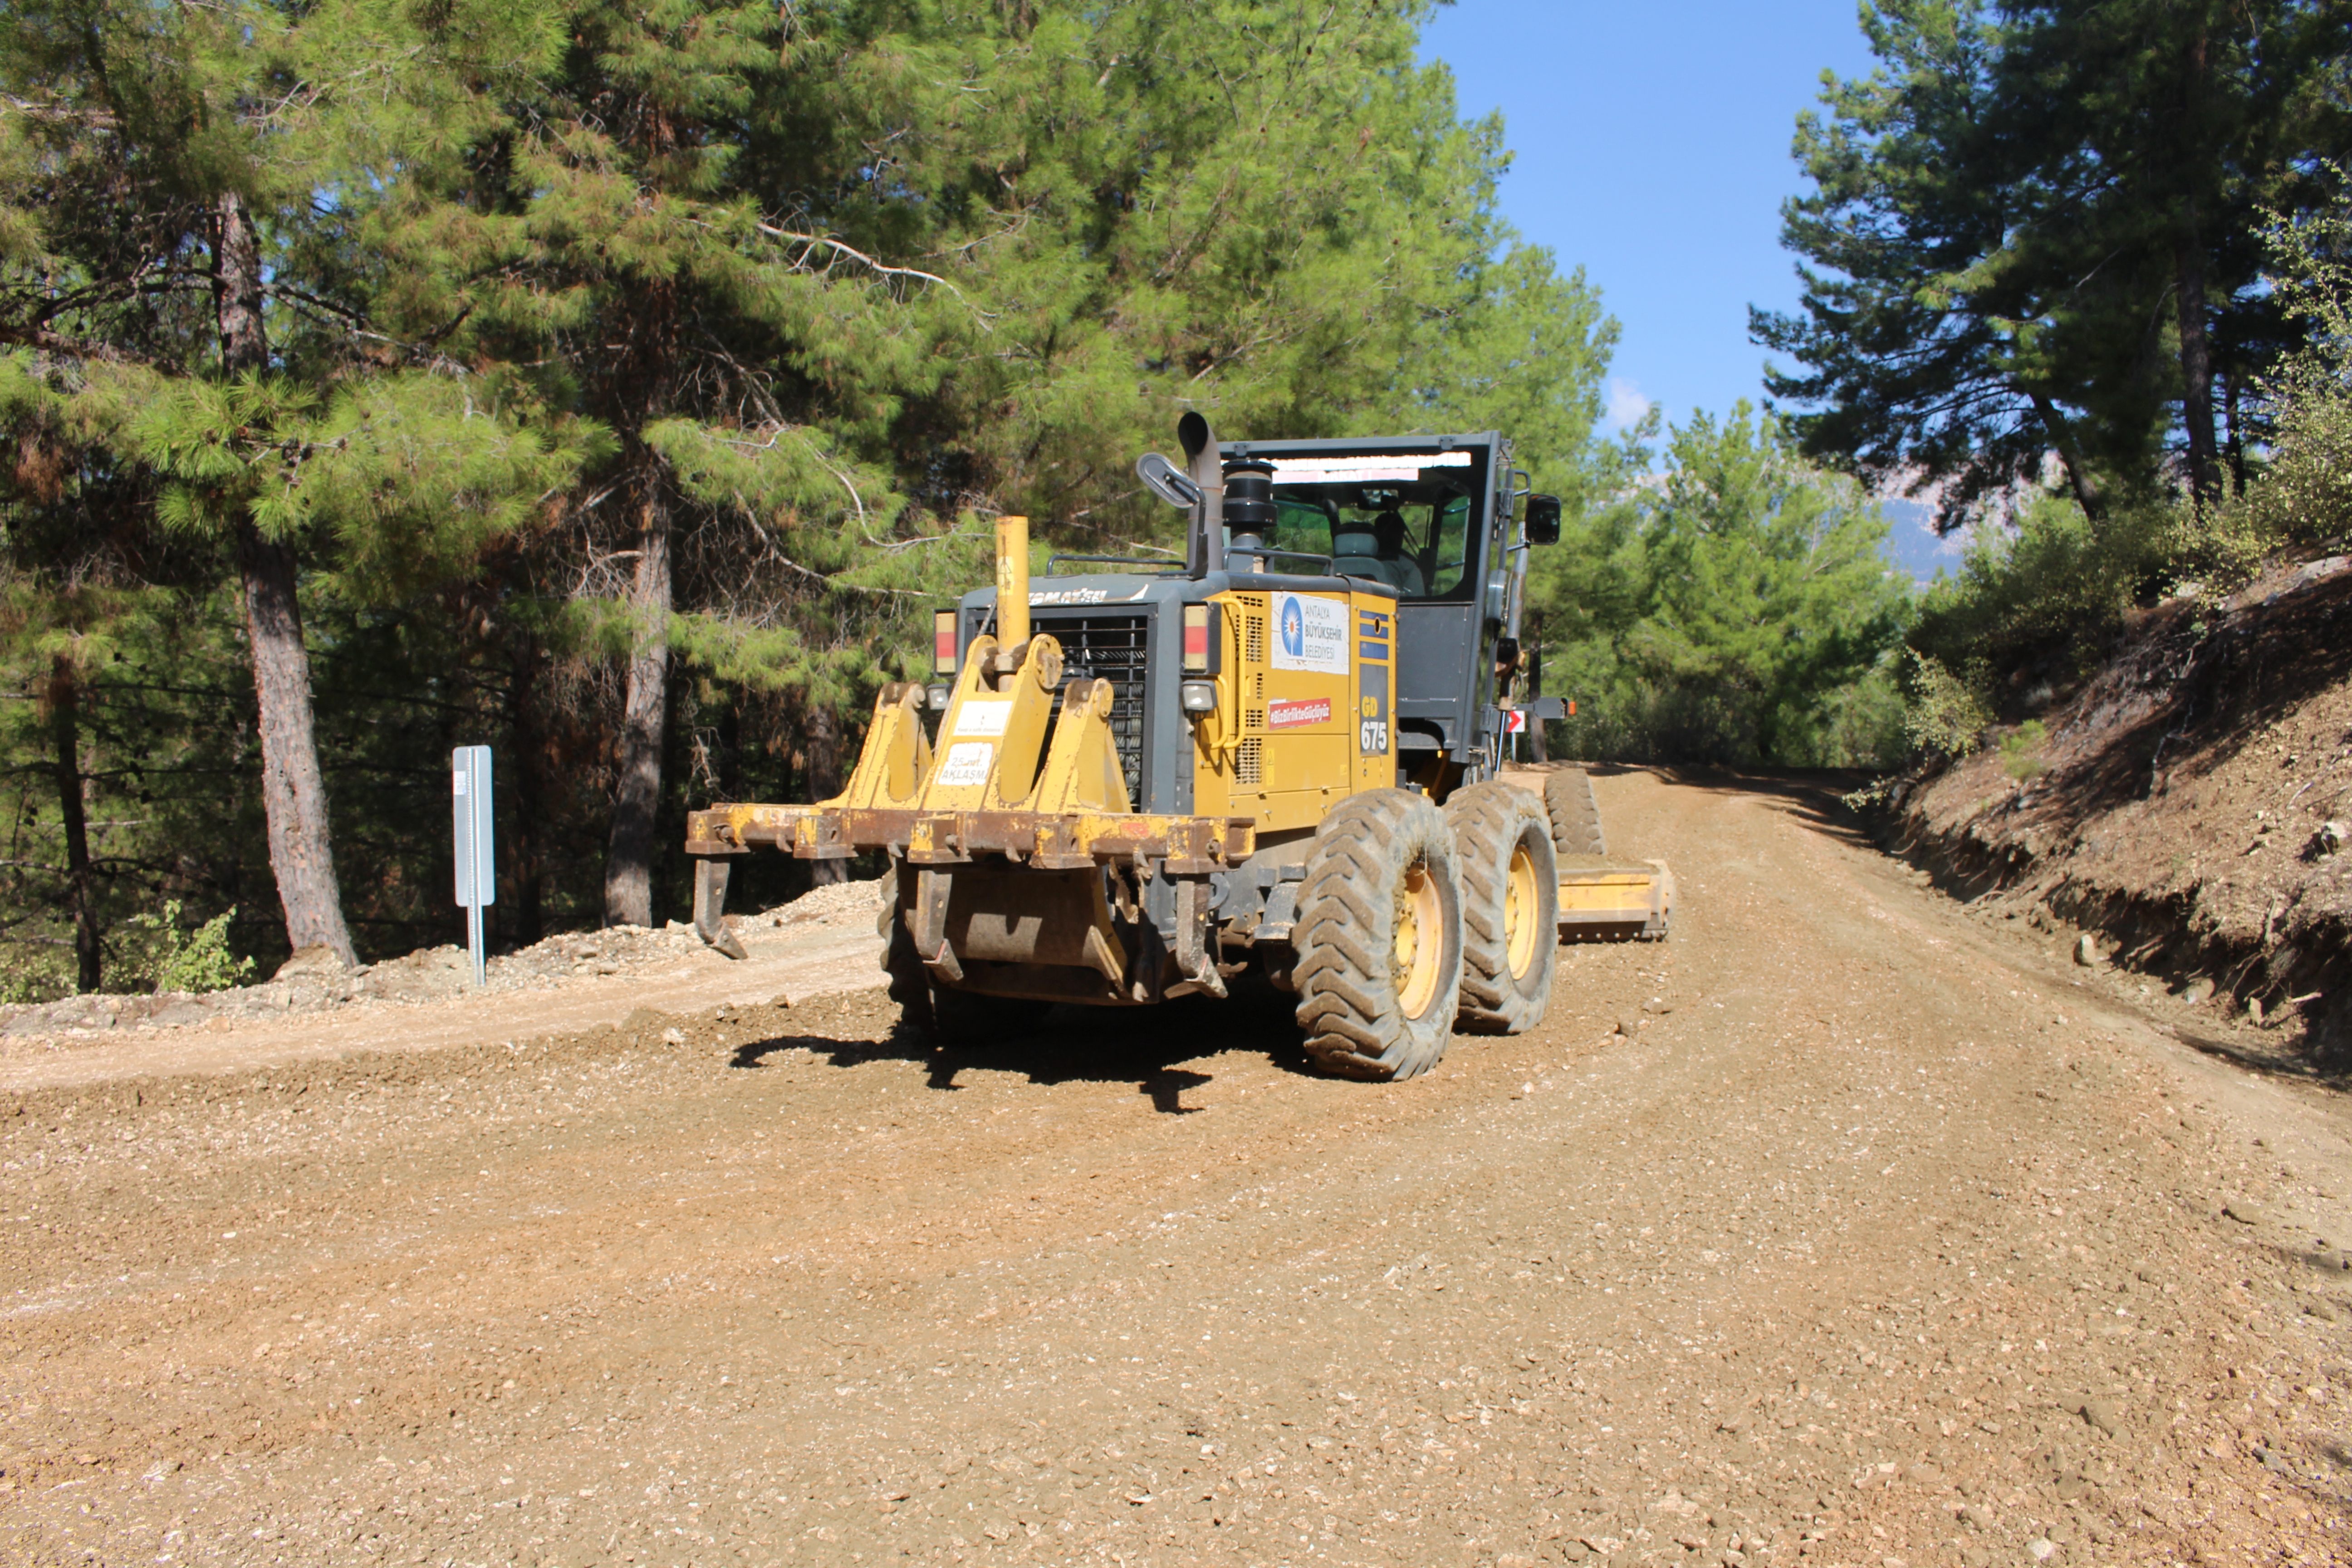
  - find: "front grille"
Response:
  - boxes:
[1044,614,1149,806]
[1232,594,1267,784]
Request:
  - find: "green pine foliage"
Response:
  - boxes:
[1533,406,1914,769]
[1755,0,2347,524]
[0,0,1647,996]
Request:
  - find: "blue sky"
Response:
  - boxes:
[1419,0,1955,577]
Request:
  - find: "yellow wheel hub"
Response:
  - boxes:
[1394,859,1444,1020]
[1504,839,1541,981]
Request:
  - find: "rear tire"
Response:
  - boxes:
[1292,789,1465,1080]
[1544,767,1607,858]
[1446,782,1558,1034]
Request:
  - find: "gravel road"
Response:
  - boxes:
[3,770,2347,1568]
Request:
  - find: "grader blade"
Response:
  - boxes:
[1555,855,1674,942]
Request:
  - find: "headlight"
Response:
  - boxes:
[1180,681,1218,714]
[926,684,953,712]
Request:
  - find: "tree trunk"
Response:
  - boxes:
[2173,218,2220,506]
[2028,391,2105,521]
[505,630,547,948]
[603,466,672,928]
[236,524,357,963]
[803,701,848,887]
[2172,26,2220,508]
[49,661,99,994]
[215,190,356,967]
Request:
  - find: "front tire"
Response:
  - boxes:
[1292,789,1465,1080]
[1446,782,1558,1034]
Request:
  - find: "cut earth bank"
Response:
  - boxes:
[0,769,2346,1568]
[1878,550,2352,1078]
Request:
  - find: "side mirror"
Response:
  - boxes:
[1525,494,1562,545]
[1136,451,1201,509]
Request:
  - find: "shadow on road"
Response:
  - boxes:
[725,984,1313,1112]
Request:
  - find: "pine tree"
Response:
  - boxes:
[1529,407,1909,766]
[0,0,578,965]
[1754,0,2348,525]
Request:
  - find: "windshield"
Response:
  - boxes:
[1226,457,1483,600]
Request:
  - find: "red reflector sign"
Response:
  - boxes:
[933,610,957,673]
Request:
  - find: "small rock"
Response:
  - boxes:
[1615,1015,1641,1037]
[2178,978,2215,1006]
[2315,821,2347,857]
[1906,1461,1944,1485]
[1958,1503,1995,1530]
[2223,1198,2267,1226]
[2247,996,2266,1026]
[2074,934,2102,966]
[2079,1399,2122,1436]
[660,1027,686,1045]
[2305,1300,2342,1323]
[2027,1538,2057,1562]
[274,946,349,981]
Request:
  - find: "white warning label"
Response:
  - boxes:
[954,700,1012,737]
[935,741,995,789]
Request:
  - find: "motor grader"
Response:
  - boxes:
[685,416,1670,1080]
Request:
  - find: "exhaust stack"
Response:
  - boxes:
[1178,412,1222,578]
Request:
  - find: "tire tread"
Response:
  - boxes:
[1446,782,1558,1034]
[1291,789,1465,1080]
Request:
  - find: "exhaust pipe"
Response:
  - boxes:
[1178,412,1222,578]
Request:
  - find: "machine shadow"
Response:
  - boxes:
[726,982,1315,1112]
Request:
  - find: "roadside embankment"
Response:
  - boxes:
[1877,552,2352,1074]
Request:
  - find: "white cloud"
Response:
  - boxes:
[1603,378,1653,434]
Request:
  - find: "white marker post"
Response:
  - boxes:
[451,745,495,987]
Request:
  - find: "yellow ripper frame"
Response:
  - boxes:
[683,524,1255,1000]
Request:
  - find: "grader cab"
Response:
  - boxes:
[685,416,1670,1080]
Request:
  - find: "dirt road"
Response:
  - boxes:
[3,771,2347,1568]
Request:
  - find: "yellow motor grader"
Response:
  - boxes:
[686,417,1670,1079]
